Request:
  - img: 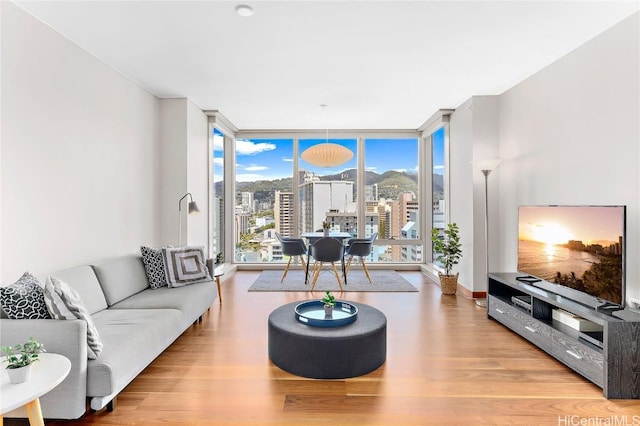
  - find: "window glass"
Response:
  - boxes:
[234,138,293,262]
[298,139,357,235]
[214,133,428,265]
[365,138,419,262]
[432,127,446,266]
[212,128,225,263]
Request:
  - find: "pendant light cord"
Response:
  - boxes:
[321,104,329,143]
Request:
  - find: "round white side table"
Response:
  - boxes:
[1,353,71,426]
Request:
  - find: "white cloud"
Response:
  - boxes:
[236,139,276,155]
[245,165,268,171]
[213,158,223,167]
[433,165,445,171]
[212,136,224,151]
[392,168,408,173]
[282,157,293,162]
[366,166,377,172]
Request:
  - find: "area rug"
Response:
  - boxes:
[248,270,418,292]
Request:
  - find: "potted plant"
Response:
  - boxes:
[322,291,336,316]
[431,223,462,295]
[1,337,45,384]
[321,220,330,237]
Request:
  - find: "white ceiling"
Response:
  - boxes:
[14,1,639,130]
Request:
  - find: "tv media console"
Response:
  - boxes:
[488,273,640,399]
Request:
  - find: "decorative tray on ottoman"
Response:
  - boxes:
[294,300,358,327]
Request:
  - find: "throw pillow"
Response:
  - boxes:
[0,272,51,319]
[162,246,212,288]
[140,246,169,289]
[43,276,103,360]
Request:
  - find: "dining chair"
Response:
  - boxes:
[344,233,378,283]
[276,232,307,283]
[307,237,345,291]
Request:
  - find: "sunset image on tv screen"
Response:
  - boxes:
[517,206,624,305]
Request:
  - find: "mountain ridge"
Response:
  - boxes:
[217,169,444,204]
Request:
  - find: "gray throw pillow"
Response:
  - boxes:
[162,246,212,288]
[43,276,103,360]
[140,246,169,289]
[0,272,51,319]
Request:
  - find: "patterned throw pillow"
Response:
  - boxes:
[0,272,51,319]
[162,246,212,288]
[43,276,103,360]
[140,246,169,289]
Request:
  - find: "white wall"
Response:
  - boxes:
[448,99,474,289]
[449,96,501,294]
[1,2,162,282]
[451,12,640,302]
[159,99,188,246]
[158,99,209,251]
[186,100,209,251]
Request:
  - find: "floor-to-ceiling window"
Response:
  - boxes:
[220,130,429,266]
[364,138,420,262]
[211,128,225,262]
[430,126,446,267]
[298,138,358,235]
[233,138,293,262]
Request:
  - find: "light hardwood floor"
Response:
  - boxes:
[11,271,640,425]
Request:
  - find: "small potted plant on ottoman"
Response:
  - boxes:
[322,291,336,316]
[1,337,45,384]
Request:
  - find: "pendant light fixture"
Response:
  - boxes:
[301,105,353,168]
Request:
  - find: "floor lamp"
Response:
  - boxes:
[473,159,502,308]
[178,192,200,246]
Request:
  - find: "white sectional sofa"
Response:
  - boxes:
[0,254,217,420]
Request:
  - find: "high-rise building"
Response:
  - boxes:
[364,184,378,201]
[236,213,251,237]
[274,191,295,237]
[241,191,254,213]
[389,193,418,261]
[298,181,356,233]
[401,211,422,262]
[260,238,283,262]
[213,195,224,259]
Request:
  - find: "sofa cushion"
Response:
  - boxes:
[0,272,51,319]
[140,246,169,289]
[44,276,103,359]
[109,280,217,326]
[162,246,211,287]
[87,308,183,396]
[91,255,149,305]
[49,265,108,315]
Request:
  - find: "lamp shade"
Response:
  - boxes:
[188,201,200,214]
[472,158,503,172]
[301,143,354,168]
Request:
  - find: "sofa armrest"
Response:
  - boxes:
[0,319,89,420]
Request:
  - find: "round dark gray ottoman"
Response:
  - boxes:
[268,301,387,379]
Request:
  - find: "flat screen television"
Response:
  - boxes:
[517,205,625,309]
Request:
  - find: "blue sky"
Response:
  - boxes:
[213,128,445,182]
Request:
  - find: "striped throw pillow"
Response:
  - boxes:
[162,246,212,288]
[43,276,103,359]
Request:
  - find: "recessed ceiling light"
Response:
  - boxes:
[235,5,254,17]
